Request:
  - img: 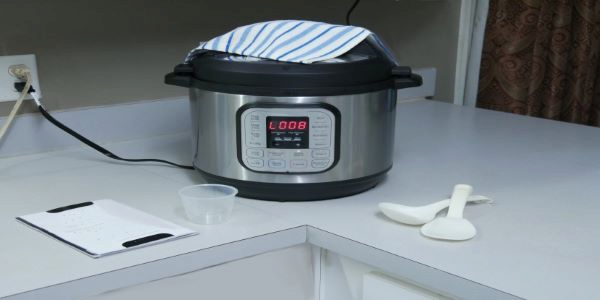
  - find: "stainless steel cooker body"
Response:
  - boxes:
[166,38,421,200]
[189,88,397,200]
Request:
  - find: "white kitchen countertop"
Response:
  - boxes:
[1,100,599,300]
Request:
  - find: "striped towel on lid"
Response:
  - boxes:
[185,20,392,64]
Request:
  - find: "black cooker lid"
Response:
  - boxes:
[165,40,422,96]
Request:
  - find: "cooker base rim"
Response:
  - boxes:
[196,168,391,201]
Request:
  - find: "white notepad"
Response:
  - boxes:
[17,199,196,258]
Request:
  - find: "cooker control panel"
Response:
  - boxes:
[239,106,337,173]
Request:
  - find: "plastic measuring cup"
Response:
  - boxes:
[178,184,238,225]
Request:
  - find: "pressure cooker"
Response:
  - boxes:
[165,39,421,201]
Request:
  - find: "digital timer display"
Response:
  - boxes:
[266,116,309,149]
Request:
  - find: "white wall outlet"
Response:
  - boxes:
[0,54,42,102]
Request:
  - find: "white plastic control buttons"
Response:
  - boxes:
[292,150,306,158]
[268,160,285,168]
[242,108,335,173]
[312,136,330,148]
[309,111,332,149]
[267,150,285,159]
[247,158,264,168]
[291,160,308,169]
[311,159,330,168]
[246,149,264,158]
[245,112,266,148]
[312,149,330,158]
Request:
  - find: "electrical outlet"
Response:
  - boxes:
[0,54,42,102]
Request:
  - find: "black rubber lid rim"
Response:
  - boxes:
[164,40,422,96]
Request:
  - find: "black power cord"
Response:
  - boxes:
[346,0,361,25]
[15,82,194,170]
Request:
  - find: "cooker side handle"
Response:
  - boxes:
[391,66,423,89]
[164,64,194,87]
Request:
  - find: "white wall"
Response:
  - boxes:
[353,0,461,103]
[0,0,461,117]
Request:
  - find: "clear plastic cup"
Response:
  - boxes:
[178,184,238,225]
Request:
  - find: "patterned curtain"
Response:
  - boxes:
[477,0,600,126]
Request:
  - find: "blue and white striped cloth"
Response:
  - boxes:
[185,20,395,64]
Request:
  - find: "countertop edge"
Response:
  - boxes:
[3,223,525,300]
[306,226,523,300]
[1,226,307,300]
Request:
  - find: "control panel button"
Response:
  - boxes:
[311,159,330,168]
[246,149,264,158]
[312,149,330,158]
[291,150,306,158]
[313,112,330,121]
[311,123,330,129]
[244,111,266,148]
[246,133,265,147]
[268,160,285,169]
[250,122,261,131]
[290,160,307,169]
[267,150,285,159]
[247,158,264,168]
[309,113,331,148]
[313,138,330,148]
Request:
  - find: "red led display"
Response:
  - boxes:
[266,116,309,149]
[268,120,307,131]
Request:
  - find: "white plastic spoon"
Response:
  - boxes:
[379,195,492,225]
[421,184,477,241]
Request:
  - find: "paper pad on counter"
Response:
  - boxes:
[17,199,196,258]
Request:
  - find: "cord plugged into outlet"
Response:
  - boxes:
[0,64,32,141]
[0,54,41,102]
[10,77,193,169]
[2,62,193,169]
